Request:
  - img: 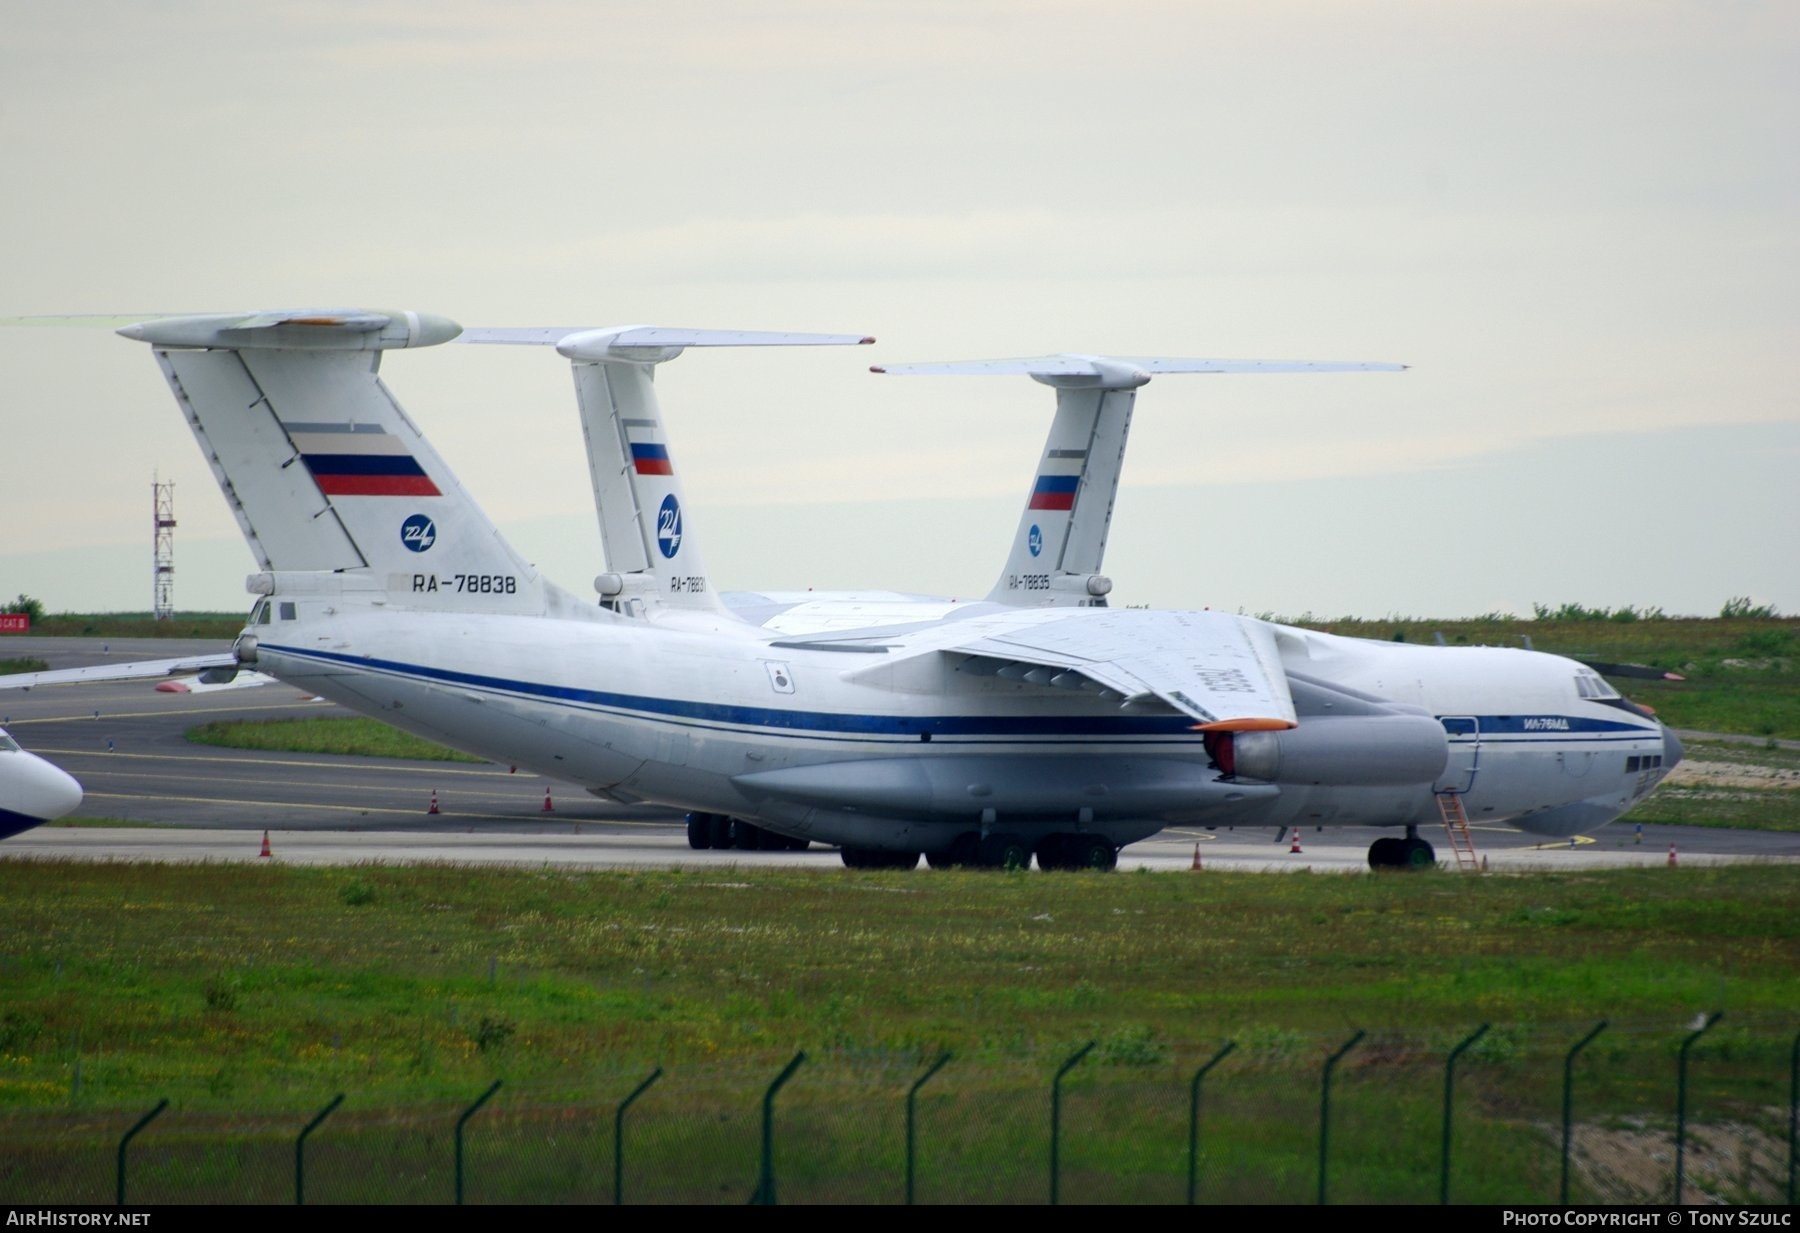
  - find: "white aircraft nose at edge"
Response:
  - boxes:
[0,727,83,838]
[0,309,1682,870]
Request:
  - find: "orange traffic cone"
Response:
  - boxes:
[427,789,440,815]
[1667,842,1677,867]
[542,789,554,812]
[1288,827,1302,854]
[1190,844,1203,871]
[258,829,271,858]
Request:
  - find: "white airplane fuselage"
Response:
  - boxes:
[248,601,1677,852]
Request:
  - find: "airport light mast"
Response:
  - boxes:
[152,475,175,621]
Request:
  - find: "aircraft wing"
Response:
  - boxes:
[944,610,1296,729]
[0,653,240,691]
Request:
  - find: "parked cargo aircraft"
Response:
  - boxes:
[0,310,1682,868]
[0,727,82,838]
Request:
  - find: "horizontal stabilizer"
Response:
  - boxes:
[0,653,240,691]
[116,311,460,350]
[462,326,874,354]
[874,353,1405,389]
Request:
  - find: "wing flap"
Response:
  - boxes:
[945,610,1296,727]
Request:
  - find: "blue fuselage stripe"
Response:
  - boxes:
[0,807,47,841]
[266,644,1660,747]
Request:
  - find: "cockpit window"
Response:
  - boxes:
[1573,670,1620,700]
[0,730,19,753]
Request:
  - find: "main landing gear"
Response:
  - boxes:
[685,812,810,853]
[1367,825,1436,871]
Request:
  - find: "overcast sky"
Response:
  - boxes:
[2,1,1794,620]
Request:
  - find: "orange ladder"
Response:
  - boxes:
[1435,792,1481,871]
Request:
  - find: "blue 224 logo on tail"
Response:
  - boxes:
[656,495,683,558]
[401,514,436,553]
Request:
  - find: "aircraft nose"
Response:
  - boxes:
[1662,726,1684,772]
[25,758,82,822]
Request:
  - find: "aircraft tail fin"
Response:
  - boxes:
[118,311,579,615]
[874,353,1405,607]
[465,326,873,617]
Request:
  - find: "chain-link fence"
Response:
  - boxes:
[3,1018,1794,1204]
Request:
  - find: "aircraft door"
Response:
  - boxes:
[1434,716,1480,794]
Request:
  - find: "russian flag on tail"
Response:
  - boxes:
[289,423,442,497]
[630,442,673,475]
[1028,474,1079,511]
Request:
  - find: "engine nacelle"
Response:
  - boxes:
[1232,715,1448,786]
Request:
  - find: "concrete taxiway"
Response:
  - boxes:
[3,637,1796,873]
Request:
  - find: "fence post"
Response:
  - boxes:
[1050,1040,1095,1206]
[1675,1012,1723,1205]
[1187,1041,1236,1206]
[454,1079,503,1206]
[751,1050,806,1205]
[1440,1024,1489,1204]
[1789,1028,1798,1207]
[295,1092,344,1206]
[115,1098,168,1206]
[1559,1019,1609,1203]
[1317,1030,1364,1206]
[906,1052,952,1205]
[613,1067,663,1205]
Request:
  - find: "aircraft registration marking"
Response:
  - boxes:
[411,574,518,594]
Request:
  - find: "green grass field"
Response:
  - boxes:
[0,861,1793,1203]
[12,612,247,640]
[185,717,484,763]
[0,861,1791,1106]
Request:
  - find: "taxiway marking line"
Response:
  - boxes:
[78,792,679,826]
[34,747,511,777]
[67,768,547,803]
[2,700,326,724]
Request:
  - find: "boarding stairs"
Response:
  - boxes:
[1435,792,1481,872]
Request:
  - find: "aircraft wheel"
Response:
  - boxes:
[1367,836,1404,870]
[708,814,733,848]
[1073,836,1117,871]
[686,813,713,850]
[977,832,1031,871]
[1035,835,1071,871]
[843,847,918,870]
[927,833,980,868]
[729,819,767,850]
[1401,836,1437,870]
